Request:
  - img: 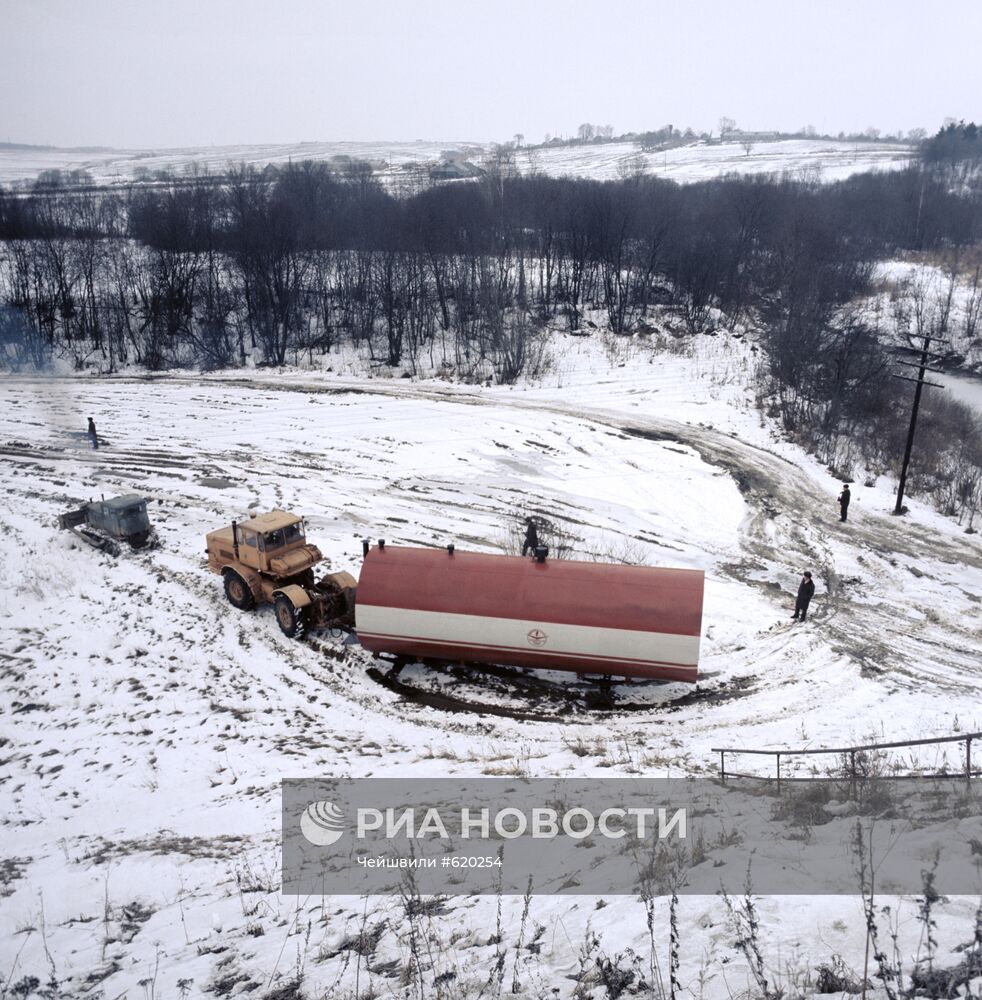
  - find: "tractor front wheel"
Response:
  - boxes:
[224,571,255,611]
[275,594,306,639]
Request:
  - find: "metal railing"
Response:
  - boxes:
[711,732,982,791]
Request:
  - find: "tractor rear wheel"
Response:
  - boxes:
[224,571,255,610]
[275,594,306,638]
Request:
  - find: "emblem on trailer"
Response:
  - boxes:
[526,628,549,648]
[300,800,346,846]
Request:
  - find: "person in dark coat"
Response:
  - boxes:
[87,416,99,450]
[792,571,815,622]
[838,484,851,522]
[521,518,539,557]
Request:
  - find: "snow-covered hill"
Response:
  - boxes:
[1,332,980,998]
[0,136,913,187]
[0,139,475,186]
[518,137,913,183]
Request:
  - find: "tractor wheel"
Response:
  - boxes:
[274,594,306,639]
[224,571,255,610]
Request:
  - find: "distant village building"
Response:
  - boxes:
[723,129,780,144]
[429,159,484,181]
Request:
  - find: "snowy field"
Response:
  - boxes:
[518,138,914,183]
[0,139,476,186]
[0,137,913,187]
[1,333,981,997]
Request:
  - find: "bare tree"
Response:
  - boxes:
[577,123,595,142]
[741,139,755,156]
[0,303,50,369]
[718,116,736,142]
[961,259,982,344]
[616,152,648,181]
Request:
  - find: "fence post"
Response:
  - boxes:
[719,750,726,784]
[776,753,781,792]
[850,750,857,801]
[967,737,973,789]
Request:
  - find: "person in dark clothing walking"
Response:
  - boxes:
[87,417,99,450]
[838,484,851,522]
[521,518,539,557]
[792,571,815,622]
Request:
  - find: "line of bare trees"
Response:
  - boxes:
[3,159,978,369]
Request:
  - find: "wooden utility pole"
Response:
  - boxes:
[892,332,947,515]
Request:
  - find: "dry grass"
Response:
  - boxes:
[83,833,247,866]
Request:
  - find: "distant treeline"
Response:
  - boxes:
[922,119,982,164]
[1,156,980,523]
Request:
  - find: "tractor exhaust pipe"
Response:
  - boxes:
[232,520,239,559]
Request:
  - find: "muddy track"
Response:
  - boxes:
[0,441,193,470]
[362,658,758,724]
[92,369,973,563]
[615,419,981,689]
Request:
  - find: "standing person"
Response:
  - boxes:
[838,484,851,522]
[521,518,539,557]
[87,416,99,450]
[792,571,815,622]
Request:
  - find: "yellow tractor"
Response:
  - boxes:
[206,510,355,638]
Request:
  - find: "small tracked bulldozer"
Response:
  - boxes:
[206,510,356,638]
[59,495,157,555]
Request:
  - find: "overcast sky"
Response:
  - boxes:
[3,0,981,149]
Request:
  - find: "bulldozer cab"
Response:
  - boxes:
[91,496,151,540]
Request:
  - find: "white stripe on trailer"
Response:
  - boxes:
[356,605,700,667]
[357,632,695,673]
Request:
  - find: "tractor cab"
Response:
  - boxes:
[206,510,322,578]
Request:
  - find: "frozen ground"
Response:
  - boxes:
[1,333,980,998]
[0,137,913,187]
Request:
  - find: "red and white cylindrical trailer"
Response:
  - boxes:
[355,545,705,683]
